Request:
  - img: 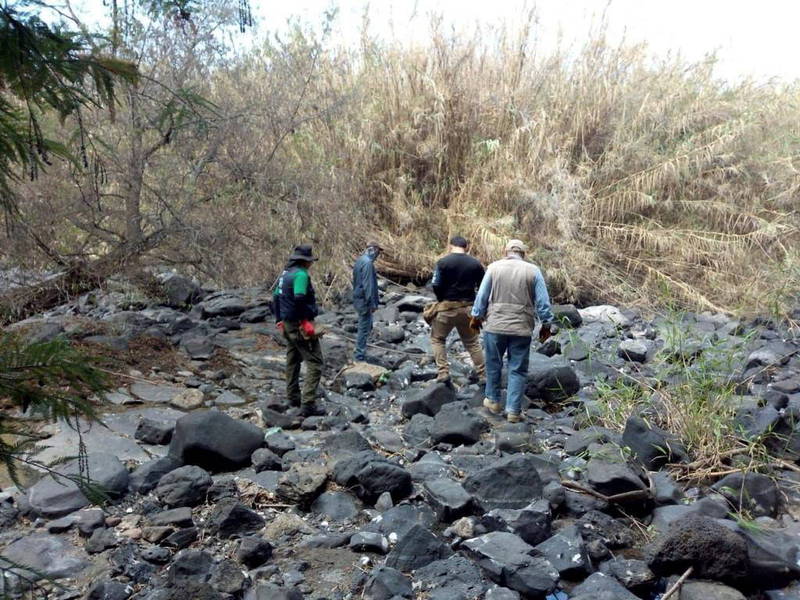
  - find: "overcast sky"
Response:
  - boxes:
[250,0,800,83]
[61,0,800,82]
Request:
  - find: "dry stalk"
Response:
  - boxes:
[661,566,694,600]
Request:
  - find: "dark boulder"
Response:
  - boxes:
[423,478,473,522]
[161,274,202,307]
[585,458,647,497]
[430,401,489,446]
[576,510,635,550]
[251,448,283,472]
[648,515,749,584]
[150,507,194,528]
[209,559,246,595]
[322,430,372,458]
[206,499,265,538]
[479,500,552,546]
[130,455,184,494]
[168,549,213,585]
[622,416,688,469]
[403,413,435,448]
[553,304,583,328]
[413,555,487,599]
[168,410,264,472]
[135,417,174,445]
[86,580,130,600]
[712,472,780,517]
[385,524,451,571]
[676,580,747,600]
[617,339,648,363]
[310,491,359,521]
[264,430,295,456]
[0,533,89,580]
[364,566,413,600]
[155,465,212,507]
[332,451,412,504]
[401,382,457,418]
[462,531,559,598]
[534,524,593,578]
[349,531,389,554]
[463,454,544,511]
[199,294,246,318]
[526,363,580,403]
[738,526,800,583]
[275,464,328,506]
[363,504,437,539]
[28,453,129,518]
[598,558,655,593]
[236,536,273,568]
[570,572,639,600]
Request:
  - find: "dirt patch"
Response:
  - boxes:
[74,334,190,388]
[204,347,238,377]
[251,333,282,352]
[287,546,361,594]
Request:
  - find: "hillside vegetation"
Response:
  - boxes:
[4,12,799,316]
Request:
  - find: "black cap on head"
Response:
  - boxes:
[450,236,468,248]
[288,244,319,262]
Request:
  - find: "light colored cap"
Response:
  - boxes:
[505,239,529,253]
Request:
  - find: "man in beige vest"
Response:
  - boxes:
[469,239,554,422]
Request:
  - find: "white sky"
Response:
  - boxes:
[250,0,800,82]
[60,0,800,82]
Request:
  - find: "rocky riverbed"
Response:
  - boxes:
[1,273,800,600]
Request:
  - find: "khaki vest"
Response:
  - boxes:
[484,257,538,337]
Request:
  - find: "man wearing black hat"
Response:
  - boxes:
[352,241,383,362]
[428,236,486,383]
[273,244,325,417]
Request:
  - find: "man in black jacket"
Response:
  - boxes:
[429,236,486,383]
[273,244,324,416]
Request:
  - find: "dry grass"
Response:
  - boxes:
[588,319,777,482]
[4,13,799,316]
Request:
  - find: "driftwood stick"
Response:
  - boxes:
[560,480,651,504]
[661,566,694,600]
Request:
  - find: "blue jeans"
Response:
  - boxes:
[483,331,531,415]
[355,309,373,361]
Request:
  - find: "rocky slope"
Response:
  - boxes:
[1,273,800,600]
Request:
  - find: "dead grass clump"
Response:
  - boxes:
[3,12,798,317]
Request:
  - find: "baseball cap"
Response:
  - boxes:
[505,239,529,253]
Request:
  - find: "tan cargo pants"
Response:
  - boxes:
[430,303,486,381]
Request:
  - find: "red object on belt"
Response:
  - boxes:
[300,319,316,337]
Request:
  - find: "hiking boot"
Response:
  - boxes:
[436,374,452,387]
[482,398,502,415]
[506,412,522,423]
[300,403,325,418]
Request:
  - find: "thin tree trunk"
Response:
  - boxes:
[125,86,145,255]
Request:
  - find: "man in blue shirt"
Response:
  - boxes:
[352,241,382,362]
[470,239,554,422]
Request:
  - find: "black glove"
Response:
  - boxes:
[538,323,552,344]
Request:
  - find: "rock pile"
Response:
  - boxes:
[1,276,800,599]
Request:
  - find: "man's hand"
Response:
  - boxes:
[276,321,284,333]
[469,316,483,332]
[300,319,316,338]
[538,323,552,344]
